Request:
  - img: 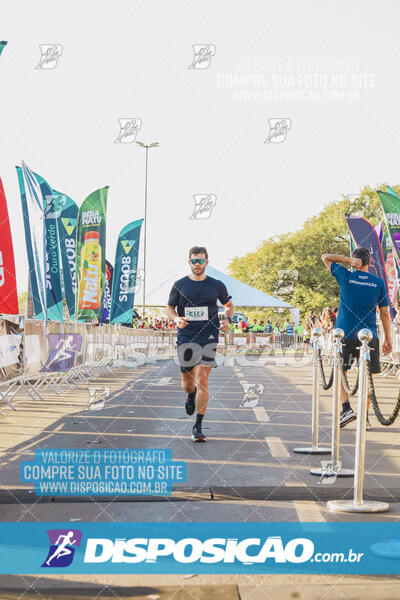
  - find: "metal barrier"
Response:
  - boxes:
[292,328,330,455]
[310,328,354,478]
[0,320,176,410]
[327,329,390,513]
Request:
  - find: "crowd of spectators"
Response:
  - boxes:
[132,317,177,330]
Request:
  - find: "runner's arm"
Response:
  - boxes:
[165,305,178,321]
[379,305,393,355]
[165,305,188,328]
[222,299,235,320]
[321,254,362,271]
[219,300,235,333]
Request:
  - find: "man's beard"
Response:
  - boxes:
[190,264,206,276]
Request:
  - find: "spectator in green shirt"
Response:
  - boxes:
[250,319,260,332]
[295,322,304,335]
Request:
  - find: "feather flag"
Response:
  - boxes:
[0,179,18,314]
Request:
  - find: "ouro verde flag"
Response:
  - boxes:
[110,219,143,324]
[75,187,108,321]
[17,162,64,322]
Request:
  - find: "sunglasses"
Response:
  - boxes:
[190,258,206,264]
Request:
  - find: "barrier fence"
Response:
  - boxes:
[0,318,180,410]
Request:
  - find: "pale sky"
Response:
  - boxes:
[2,0,400,301]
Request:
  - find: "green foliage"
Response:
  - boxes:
[229,185,398,319]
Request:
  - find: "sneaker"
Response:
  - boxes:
[340,407,356,428]
[185,385,197,416]
[366,416,372,431]
[192,425,207,442]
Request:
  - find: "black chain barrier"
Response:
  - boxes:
[367,361,400,426]
[316,336,400,425]
[339,360,359,397]
[317,348,334,390]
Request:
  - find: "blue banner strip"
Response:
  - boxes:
[1,522,400,574]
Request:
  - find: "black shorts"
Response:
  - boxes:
[177,341,218,373]
[341,337,380,374]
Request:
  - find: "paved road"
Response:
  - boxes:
[0,353,399,523]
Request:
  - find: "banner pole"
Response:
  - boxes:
[142,146,148,319]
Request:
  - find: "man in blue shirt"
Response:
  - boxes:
[322,248,392,429]
[166,246,234,442]
[265,321,273,334]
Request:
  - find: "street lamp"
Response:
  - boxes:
[136,141,159,318]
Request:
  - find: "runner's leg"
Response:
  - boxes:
[192,365,212,441]
[340,381,348,406]
[196,365,212,415]
[180,370,196,394]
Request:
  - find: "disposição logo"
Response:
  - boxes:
[42,529,82,568]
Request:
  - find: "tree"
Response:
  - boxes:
[228,185,398,316]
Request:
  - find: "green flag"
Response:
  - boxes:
[0,41,7,58]
[377,190,400,266]
[75,187,108,321]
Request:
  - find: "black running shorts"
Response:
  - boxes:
[177,341,218,373]
[341,337,381,374]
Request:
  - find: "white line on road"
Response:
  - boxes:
[284,482,306,487]
[265,436,290,458]
[253,407,269,422]
[293,500,326,522]
[150,377,172,386]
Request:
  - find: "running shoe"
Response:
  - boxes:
[192,425,207,442]
[340,407,356,428]
[185,385,197,416]
[366,416,373,431]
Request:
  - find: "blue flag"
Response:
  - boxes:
[54,192,78,320]
[16,164,46,319]
[346,213,393,316]
[16,163,64,321]
[35,172,64,321]
[110,219,143,324]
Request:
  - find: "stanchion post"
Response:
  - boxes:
[328,328,389,513]
[310,328,354,477]
[293,327,330,455]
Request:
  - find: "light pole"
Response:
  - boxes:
[136,140,159,319]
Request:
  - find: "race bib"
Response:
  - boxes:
[184,306,209,321]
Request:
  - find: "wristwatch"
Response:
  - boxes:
[224,316,232,323]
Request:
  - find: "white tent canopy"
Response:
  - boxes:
[145,265,299,323]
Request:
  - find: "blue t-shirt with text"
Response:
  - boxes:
[330,262,389,339]
[168,275,232,344]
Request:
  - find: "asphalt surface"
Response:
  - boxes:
[0,353,399,522]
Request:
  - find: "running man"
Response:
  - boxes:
[166,246,234,441]
[45,531,77,566]
[322,247,392,429]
